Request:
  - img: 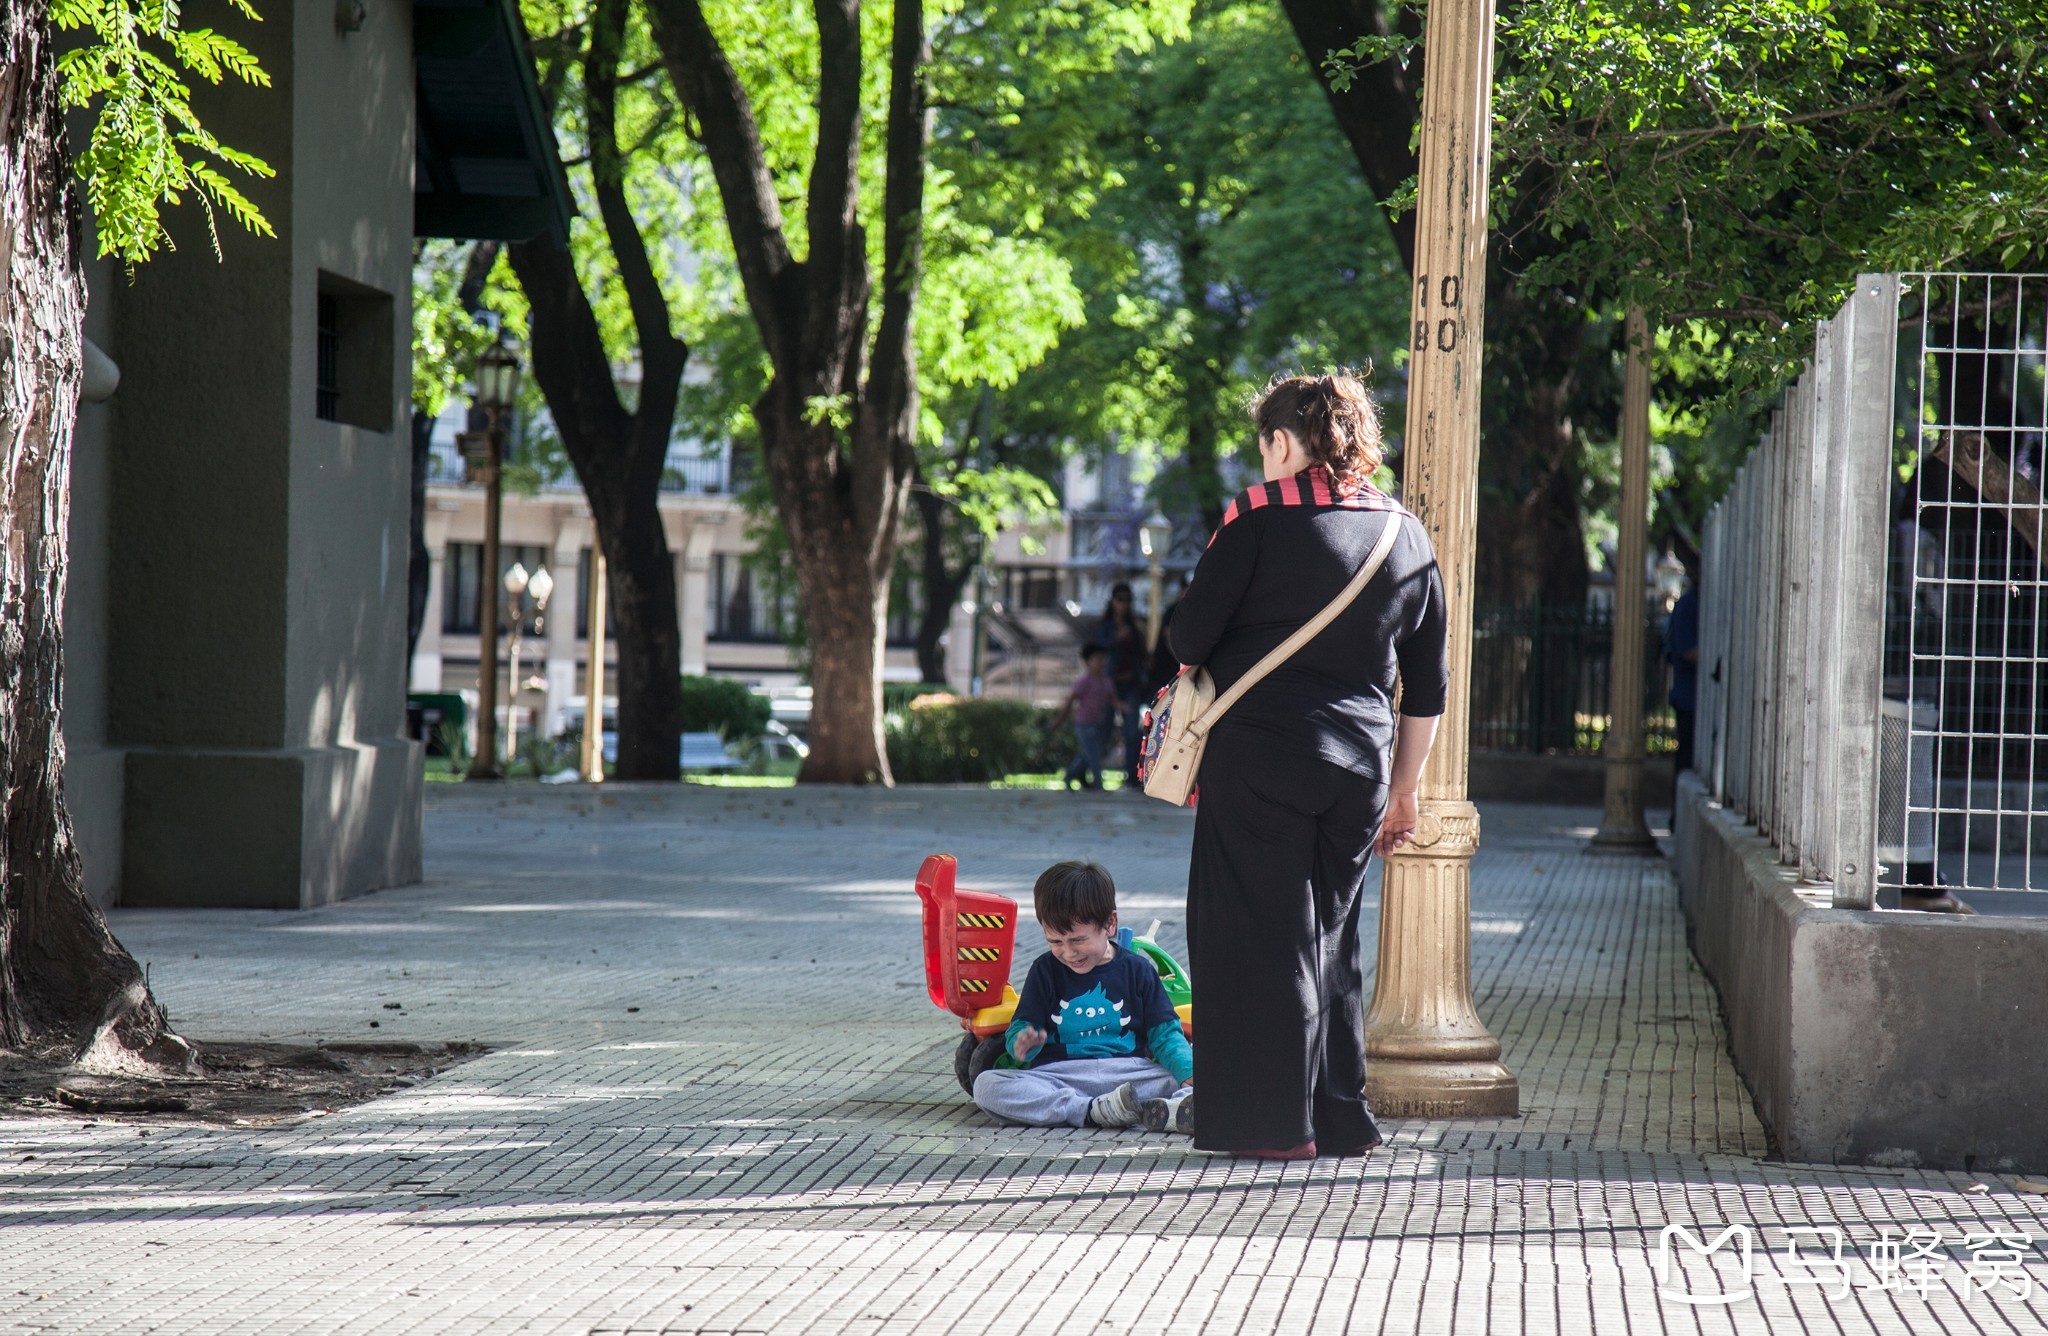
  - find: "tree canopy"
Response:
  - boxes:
[982,0,1407,529]
[1494,0,2048,377]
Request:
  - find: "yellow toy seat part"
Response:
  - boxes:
[967,985,1019,1037]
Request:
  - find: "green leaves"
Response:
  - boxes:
[1493,0,2048,391]
[998,0,1405,486]
[412,241,521,419]
[56,0,275,263]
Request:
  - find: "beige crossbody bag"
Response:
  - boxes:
[1140,515,1403,806]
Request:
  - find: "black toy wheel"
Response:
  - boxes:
[954,1032,1006,1094]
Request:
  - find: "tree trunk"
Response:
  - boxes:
[646,0,929,785]
[592,473,683,781]
[0,6,184,1069]
[795,528,892,784]
[508,237,686,783]
[911,483,971,685]
[406,407,432,664]
[1475,278,1592,607]
[753,398,905,785]
[507,0,687,781]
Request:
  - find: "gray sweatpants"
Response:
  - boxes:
[972,1056,1189,1128]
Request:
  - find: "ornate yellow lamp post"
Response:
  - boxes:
[1362,0,1519,1118]
[1589,309,1660,853]
[581,547,608,782]
[463,332,521,781]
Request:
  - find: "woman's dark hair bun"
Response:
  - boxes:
[1249,369,1383,494]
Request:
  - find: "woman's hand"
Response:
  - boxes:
[1376,788,1419,857]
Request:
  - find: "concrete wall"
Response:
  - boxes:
[92,0,421,909]
[65,243,121,908]
[1675,771,2048,1171]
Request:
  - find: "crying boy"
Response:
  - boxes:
[970,860,1195,1134]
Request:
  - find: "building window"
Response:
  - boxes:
[312,270,395,431]
[711,554,798,642]
[443,543,548,635]
[442,544,481,634]
[315,294,340,421]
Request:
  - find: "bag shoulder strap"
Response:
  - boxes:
[1191,512,1405,736]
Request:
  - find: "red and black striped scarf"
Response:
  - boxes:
[1210,466,1408,545]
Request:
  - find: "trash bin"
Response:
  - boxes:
[407,692,469,757]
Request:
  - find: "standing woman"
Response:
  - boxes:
[1093,582,1147,787]
[1167,372,1447,1159]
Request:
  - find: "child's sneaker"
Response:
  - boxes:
[1141,1092,1194,1134]
[1087,1083,1141,1128]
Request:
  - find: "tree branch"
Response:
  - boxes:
[1278,0,1420,272]
[507,237,632,487]
[866,0,930,479]
[586,0,682,393]
[1610,89,1910,147]
[801,0,868,389]
[643,0,798,360]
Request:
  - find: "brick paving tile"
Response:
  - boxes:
[0,787,2043,1334]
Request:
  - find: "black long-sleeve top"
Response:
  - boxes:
[1167,466,1449,781]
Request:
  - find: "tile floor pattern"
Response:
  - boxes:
[1,787,2043,1335]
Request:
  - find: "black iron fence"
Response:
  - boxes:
[1468,600,1675,755]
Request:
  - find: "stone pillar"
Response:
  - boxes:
[106,0,421,908]
[1590,309,1659,852]
[1362,0,1518,1117]
[945,598,975,695]
[679,524,716,677]
[542,517,586,738]
[411,513,451,692]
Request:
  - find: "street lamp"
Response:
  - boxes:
[1139,510,1173,654]
[501,562,554,765]
[463,330,521,780]
[1361,0,1520,1118]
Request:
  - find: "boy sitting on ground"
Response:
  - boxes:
[972,860,1194,1133]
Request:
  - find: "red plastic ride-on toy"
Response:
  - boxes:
[915,853,1194,1094]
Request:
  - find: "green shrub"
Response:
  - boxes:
[678,674,772,743]
[886,695,1057,783]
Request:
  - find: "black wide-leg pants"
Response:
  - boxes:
[1186,724,1388,1153]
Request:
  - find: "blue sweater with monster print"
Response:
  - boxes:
[1003,948,1193,1084]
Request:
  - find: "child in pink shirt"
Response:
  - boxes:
[1049,645,1117,791]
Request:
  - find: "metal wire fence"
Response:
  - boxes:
[1882,274,2047,894]
[1697,273,2047,907]
[1469,601,1676,755]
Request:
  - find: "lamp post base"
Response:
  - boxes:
[1586,828,1661,855]
[1588,755,1661,853]
[1364,799,1521,1120]
[1367,1057,1520,1119]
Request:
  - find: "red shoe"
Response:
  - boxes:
[1230,1141,1317,1161]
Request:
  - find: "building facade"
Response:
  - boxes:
[63,0,568,909]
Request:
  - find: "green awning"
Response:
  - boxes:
[414,0,573,244]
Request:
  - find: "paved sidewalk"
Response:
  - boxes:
[1,786,2043,1335]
